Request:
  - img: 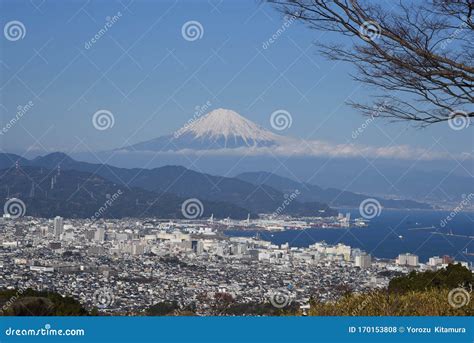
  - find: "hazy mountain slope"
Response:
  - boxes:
[0,167,253,219]
[128,166,336,216]
[236,172,432,209]
[1,154,336,217]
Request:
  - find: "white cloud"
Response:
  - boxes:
[117,137,472,161]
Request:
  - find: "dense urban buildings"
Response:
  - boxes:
[0,214,469,315]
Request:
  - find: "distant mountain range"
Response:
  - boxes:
[236,172,431,210]
[0,166,252,220]
[0,152,431,220]
[6,108,471,206]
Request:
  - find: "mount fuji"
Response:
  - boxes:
[115,108,460,163]
[121,108,289,152]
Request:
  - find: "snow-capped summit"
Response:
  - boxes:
[122,108,286,152]
[180,108,281,146]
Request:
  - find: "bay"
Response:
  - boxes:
[225,209,474,263]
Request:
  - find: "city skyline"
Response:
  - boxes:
[1,213,471,316]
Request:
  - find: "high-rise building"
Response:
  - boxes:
[94,227,105,243]
[442,255,454,264]
[397,253,419,266]
[53,216,63,239]
[39,226,48,237]
[131,241,145,255]
[355,253,372,268]
[332,243,351,261]
[428,256,443,267]
[191,240,204,255]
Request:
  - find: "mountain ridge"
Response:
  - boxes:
[0,152,431,212]
[236,171,432,210]
[0,166,253,219]
[0,153,337,217]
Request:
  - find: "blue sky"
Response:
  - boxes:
[0,0,472,160]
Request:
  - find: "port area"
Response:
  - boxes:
[203,213,369,232]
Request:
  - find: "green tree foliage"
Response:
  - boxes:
[389,263,473,293]
[223,302,300,316]
[0,288,89,316]
[146,302,180,316]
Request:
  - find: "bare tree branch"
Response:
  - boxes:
[268,0,474,126]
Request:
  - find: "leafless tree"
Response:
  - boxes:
[268,0,474,127]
